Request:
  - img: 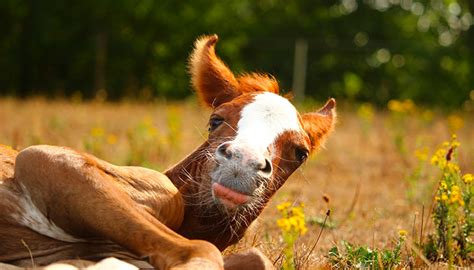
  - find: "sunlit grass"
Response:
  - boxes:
[1,98,473,269]
[327,233,406,269]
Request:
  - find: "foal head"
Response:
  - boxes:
[185,35,336,217]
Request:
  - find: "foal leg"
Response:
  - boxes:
[14,146,223,270]
[224,248,275,270]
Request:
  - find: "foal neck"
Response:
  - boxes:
[163,142,267,250]
[164,142,210,190]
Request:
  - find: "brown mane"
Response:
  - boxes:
[237,73,279,94]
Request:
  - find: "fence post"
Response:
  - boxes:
[292,38,308,102]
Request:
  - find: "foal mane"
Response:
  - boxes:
[237,73,279,95]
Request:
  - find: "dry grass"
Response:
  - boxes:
[1,97,472,269]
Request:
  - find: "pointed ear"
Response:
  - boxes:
[189,34,241,108]
[301,98,336,151]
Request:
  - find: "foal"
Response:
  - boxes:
[0,35,336,269]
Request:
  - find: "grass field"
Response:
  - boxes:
[1,97,472,269]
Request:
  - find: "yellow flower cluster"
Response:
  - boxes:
[450,135,461,148]
[90,127,105,137]
[277,201,292,211]
[276,202,308,235]
[462,174,473,184]
[440,181,448,190]
[398,229,408,237]
[90,127,118,145]
[387,99,415,113]
[357,103,375,122]
[431,147,447,168]
[430,135,460,171]
[449,185,464,206]
[445,162,460,174]
[435,184,464,206]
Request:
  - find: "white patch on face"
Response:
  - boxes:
[12,185,83,243]
[233,92,301,155]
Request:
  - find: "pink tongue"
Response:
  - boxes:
[212,183,250,206]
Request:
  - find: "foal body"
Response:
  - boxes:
[0,35,336,269]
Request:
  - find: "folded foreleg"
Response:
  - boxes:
[12,145,223,269]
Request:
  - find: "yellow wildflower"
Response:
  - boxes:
[300,223,308,235]
[277,202,292,212]
[106,134,118,145]
[414,147,429,161]
[388,100,402,112]
[451,134,461,148]
[449,185,463,205]
[276,202,307,235]
[431,147,447,169]
[147,126,158,137]
[277,218,291,232]
[440,181,448,190]
[388,99,414,113]
[446,163,460,174]
[291,207,305,218]
[398,229,408,237]
[90,127,105,137]
[462,173,473,184]
[451,185,460,192]
[441,194,448,201]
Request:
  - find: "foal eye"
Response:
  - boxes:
[295,147,309,162]
[208,117,224,131]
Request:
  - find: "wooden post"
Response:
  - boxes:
[292,38,308,102]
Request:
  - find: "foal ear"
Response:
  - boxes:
[189,35,240,108]
[301,98,336,151]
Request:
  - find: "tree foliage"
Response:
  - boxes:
[0,0,472,108]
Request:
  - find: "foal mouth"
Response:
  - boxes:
[212,182,250,209]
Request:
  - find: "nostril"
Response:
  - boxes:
[260,159,272,174]
[217,143,232,160]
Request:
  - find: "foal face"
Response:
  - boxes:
[205,92,310,210]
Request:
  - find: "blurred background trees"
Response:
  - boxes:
[0,0,473,108]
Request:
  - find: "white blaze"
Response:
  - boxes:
[234,92,300,154]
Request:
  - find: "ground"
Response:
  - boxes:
[0,97,472,269]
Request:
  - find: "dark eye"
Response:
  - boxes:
[208,117,224,131]
[295,147,309,162]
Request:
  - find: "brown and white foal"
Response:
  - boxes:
[0,35,335,269]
